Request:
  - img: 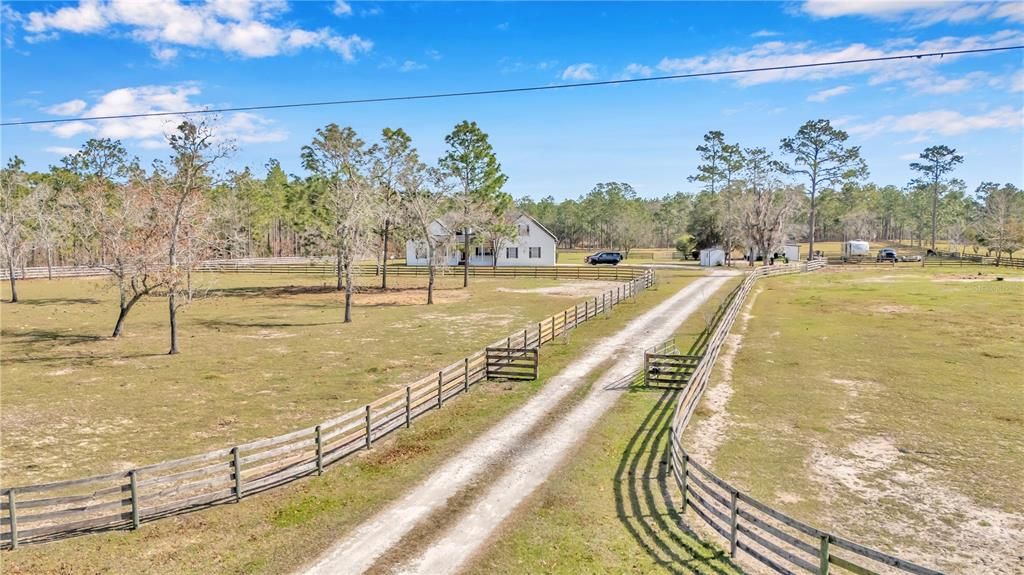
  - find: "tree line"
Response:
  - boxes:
[519,122,1021,265]
[1,119,515,354]
[2,117,1022,353]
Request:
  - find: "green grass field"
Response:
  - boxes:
[0,270,705,574]
[683,266,1024,573]
[0,271,627,485]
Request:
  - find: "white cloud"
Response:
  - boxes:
[1011,70,1024,92]
[807,85,851,101]
[16,0,371,61]
[751,29,781,38]
[905,71,989,94]
[398,60,425,72]
[653,30,1024,88]
[426,48,442,61]
[44,99,88,115]
[332,0,352,17]
[620,63,654,79]
[151,46,179,61]
[800,1,1024,26]
[37,84,288,147]
[561,63,596,81]
[25,0,107,33]
[848,106,1024,139]
[496,22,510,31]
[899,152,921,161]
[44,146,81,156]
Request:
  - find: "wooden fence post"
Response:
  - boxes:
[405,387,412,427]
[315,425,324,475]
[232,447,243,501]
[681,453,688,513]
[437,370,444,408]
[729,489,739,557]
[464,357,470,392]
[7,489,16,550]
[819,534,830,575]
[129,470,140,529]
[537,322,543,346]
[365,406,372,449]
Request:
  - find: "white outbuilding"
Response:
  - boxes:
[699,247,726,267]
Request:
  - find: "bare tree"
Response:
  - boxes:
[0,158,34,302]
[302,124,378,323]
[977,183,1024,265]
[739,148,801,266]
[403,166,453,305]
[161,120,232,354]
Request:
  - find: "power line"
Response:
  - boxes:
[3,45,1022,128]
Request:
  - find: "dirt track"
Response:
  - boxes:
[302,273,731,575]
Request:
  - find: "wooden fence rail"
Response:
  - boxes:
[1,259,657,281]
[0,269,656,549]
[667,259,945,575]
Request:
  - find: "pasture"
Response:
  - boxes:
[0,269,706,574]
[0,271,625,486]
[683,266,1024,574]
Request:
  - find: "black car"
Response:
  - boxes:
[585,251,624,265]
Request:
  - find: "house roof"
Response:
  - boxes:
[514,213,559,242]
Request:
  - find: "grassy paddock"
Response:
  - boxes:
[684,266,1024,573]
[0,271,630,485]
[0,270,702,574]
[462,276,743,575]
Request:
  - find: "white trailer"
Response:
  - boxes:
[841,240,870,261]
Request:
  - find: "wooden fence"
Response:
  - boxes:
[643,339,701,388]
[0,270,656,549]
[667,260,944,575]
[1,259,654,282]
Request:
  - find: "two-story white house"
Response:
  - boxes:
[406,213,558,267]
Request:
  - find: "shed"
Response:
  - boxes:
[699,247,726,267]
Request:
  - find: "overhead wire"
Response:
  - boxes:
[2,45,1022,127]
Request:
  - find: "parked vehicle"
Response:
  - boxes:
[877,248,898,262]
[900,254,922,262]
[585,251,624,265]
[841,240,870,261]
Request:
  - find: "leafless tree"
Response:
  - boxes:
[402,166,453,305]
[1,158,35,302]
[160,119,233,354]
[739,148,801,265]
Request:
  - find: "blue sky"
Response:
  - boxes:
[2,0,1022,200]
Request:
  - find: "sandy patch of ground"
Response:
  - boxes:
[496,280,619,298]
[809,436,1024,574]
[45,367,76,376]
[688,288,761,465]
[875,304,914,314]
[355,287,470,306]
[240,329,297,339]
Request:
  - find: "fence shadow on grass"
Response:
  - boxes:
[613,387,740,575]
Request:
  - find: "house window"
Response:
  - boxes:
[475,246,494,257]
[529,247,541,258]
[414,245,428,259]
[518,223,530,236]
[506,247,519,259]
